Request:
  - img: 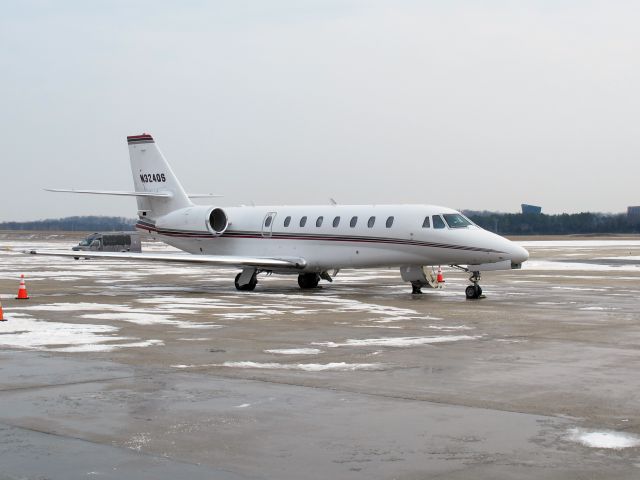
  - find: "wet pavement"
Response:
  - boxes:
[1,233,639,479]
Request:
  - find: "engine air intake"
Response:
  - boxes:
[209,208,228,235]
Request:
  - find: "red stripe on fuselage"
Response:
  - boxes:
[135,222,503,253]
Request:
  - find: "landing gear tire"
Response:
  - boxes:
[411,282,423,294]
[235,272,257,291]
[298,273,320,289]
[465,271,483,299]
[465,285,482,299]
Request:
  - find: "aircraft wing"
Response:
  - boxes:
[24,250,307,269]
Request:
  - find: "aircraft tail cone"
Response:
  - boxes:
[16,274,29,300]
[436,266,445,283]
[0,299,5,321]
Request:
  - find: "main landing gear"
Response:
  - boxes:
[298,273,320,289]
[234,269,258,291]
[234,270,330,292]
[465,271,483,300]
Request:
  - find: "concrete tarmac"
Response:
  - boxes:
[1,233,639,479]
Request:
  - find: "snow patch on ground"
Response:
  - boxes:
[50,340,164,353]
[10,301,223,328]
[579,306,617,311]
[313,335,480,348]
[214,312,266,320]
[138,294,423,325]
[0,314,162,352]
[567,428,640,449]
[137,296,243,308]
[552,286,607,292]
[79,312,220,329]
[427,325,472,331]
[222,361,384,371]
[264,348,324,355]
[354,325,403,329]
[517,240,640,248]
[600,256,640,261]
[12,302,128,312]
[172,362,384,371]
[524,260,640,273]
[124,432,151,451]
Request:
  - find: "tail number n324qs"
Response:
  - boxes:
[140,173,166,183]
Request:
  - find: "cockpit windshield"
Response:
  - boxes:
[442,213,473,228]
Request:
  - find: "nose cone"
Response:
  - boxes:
[509,243,529,267]
[482,230,529,266]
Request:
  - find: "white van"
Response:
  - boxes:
[72,232,141,253]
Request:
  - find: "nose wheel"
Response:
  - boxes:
[465,271,483,299]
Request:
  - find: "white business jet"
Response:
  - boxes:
[31,133,529,299]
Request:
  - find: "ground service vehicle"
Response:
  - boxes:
[72,232,141,253]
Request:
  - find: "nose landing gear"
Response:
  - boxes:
[465,271,483,300]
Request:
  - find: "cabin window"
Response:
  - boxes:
[300,216,307,227]
[103,235,131,247]
[316,216,324,227]
[386,216,394,228]
[443,213,472,228]
[432,215,445,229]
[422,217,430,228]
[264,216,272,228]
[350,216,358,227]
[284,216,291,227]
[333,216,340,228]
[367,216,376,228]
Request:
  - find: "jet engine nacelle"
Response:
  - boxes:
[155,206,229,236]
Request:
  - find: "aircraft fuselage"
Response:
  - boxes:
[136,204,528,272]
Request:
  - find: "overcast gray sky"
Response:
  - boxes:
[1,0,639,221]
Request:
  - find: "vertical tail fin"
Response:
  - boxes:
[127,134,192,219]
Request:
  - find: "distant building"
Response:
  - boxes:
[521,204,542,215]
[628,206,640,221]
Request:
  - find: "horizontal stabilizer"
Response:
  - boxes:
[45,189,221,199]
[45,189,173,198]
[187,193,224,198]
[23,249,307,269]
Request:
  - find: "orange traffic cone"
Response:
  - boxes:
[16,274,29,300]
[436,266,445,283]
[0,298,5,321]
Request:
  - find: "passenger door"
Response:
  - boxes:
[262,212,277,238]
